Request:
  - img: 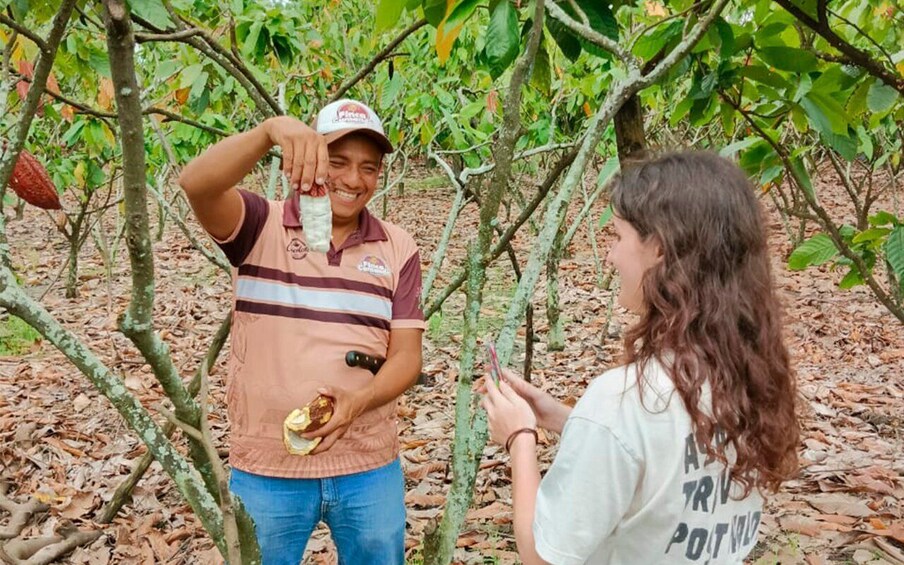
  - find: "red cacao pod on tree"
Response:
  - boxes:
[6,148,61,210]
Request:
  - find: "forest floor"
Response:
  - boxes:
[1,161,902,565]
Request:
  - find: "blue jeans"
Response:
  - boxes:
[229,459,406,565]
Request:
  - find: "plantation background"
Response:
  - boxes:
[0,0,902,563]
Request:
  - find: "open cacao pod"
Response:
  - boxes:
[283,394,335,456]
[5,147,61,210]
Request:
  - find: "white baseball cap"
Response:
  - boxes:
[314,98,394,153]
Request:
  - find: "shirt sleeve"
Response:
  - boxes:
[533,417,641,565]
[391,248,426,330]
[214,189,269,267]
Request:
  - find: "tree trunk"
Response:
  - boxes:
[423,4,546,563]
[546,227,566,351]
[614,94,646,168]
[65,236,78,299]
[101,2,260,561]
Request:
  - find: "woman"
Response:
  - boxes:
[482,151,799,564]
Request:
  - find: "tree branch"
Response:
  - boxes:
[0,15,47,51]
[102,0,200,424]
[9,68,231,136]
[0,279,226,553]
[97,312,233,524]
[546,1,636,70]
[325,18,427,105]
[424,3,547,560]
[724,92,904,323]
[0,484,48,540]
[135,28,203,43]
[773,0,904,96]
[0,0,75,219]
[136,4,281,116]
[637,0,730,88]
[424,145,578,318]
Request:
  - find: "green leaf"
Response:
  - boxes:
[720,102,736,137]
[886,226,904,286]
[126,0,174,29]
[789,0,819,19]
[801,92,848,135]
[757,46,818,73]
[486,0,519,79]
[737,139,776,177]
[791,73,812,103]
[811,66,859,94]
[375,0,405,32]
[423,0,447,27]
[869,211,898,227]
[596,157,620,188]
[633,20,682,61]
[444,0,480,33]
[788,234,838,270]
[822,131,858,161]
[189,70,208,101]
[719,137,760,158]
[573,0,618,57]
[669,97,693,126]
[241,21,264,59]
[867,81,899,114]
[852,228,891,244]
[839,268,864,289]
[530,38,552,95]
[88,51,111,78]
[737,66,792,90]
[547,17,582,61]
[714,17,735,59]
[380,71,404,110]
[789,156,815,199]
[598,204,613,227]
[856,126,874,161]
[754,22,788,43]
[179,64,204,89]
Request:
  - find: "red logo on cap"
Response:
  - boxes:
[336,102,370,125]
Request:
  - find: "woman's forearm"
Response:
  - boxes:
[509,436,550,565]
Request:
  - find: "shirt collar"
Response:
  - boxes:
[282,195,387,243]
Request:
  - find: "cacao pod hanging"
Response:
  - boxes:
[6,148,61,210]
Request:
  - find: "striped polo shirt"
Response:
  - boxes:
[215,189,425,478]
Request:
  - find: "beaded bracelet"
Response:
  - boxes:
[505,427,538,453]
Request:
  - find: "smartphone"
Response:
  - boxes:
[484,339,502,387]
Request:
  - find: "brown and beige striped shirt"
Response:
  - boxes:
[214,190,425,478]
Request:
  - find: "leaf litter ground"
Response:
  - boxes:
[0,162,902,565]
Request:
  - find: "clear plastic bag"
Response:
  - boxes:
[299,188,332,253]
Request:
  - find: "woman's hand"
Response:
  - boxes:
[481,378,538,448]
[496,369,572,434]
[263,116,330,193]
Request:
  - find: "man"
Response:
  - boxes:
[179,99,424,565]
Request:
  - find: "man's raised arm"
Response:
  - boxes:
[178,117,329,240]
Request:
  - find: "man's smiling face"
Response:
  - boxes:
[326,133,383,224]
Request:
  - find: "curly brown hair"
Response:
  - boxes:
[609,151,799,495]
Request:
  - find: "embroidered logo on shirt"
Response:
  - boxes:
[357,255,391,277]
[287,238,308,260]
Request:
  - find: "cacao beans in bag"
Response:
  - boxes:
[299,183,331,253]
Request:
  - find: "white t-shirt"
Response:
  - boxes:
[533,360,763,565]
